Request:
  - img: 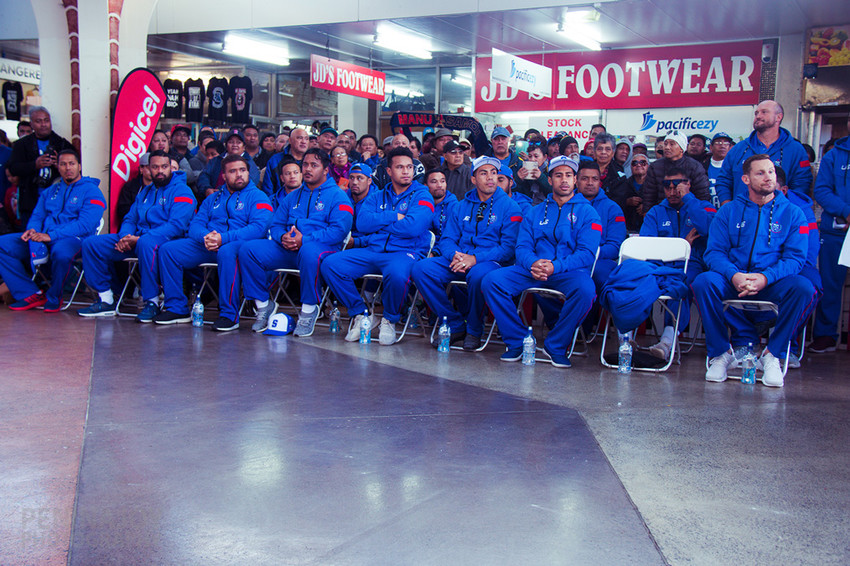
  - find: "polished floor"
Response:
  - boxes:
[1,309,849,565]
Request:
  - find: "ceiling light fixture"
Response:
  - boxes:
[373,25,432,60]
[557,7,603,51]
[450,74,473,87]
[223,33,290,66]
[387,86,425,98]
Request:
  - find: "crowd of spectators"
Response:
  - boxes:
[0,100,848,388]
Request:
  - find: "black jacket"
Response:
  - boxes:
[608,176,644,233]
[641,154,710,211]
[8,132,74,223]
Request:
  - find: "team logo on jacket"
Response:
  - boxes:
[315,202,325,211]
[539,218,549,225]
[159,197,167,206]
[399,201,409,212]
[70,196,78,205]
[568,213,577,223]
[685,218,693,227]
[489,214,497,224]
[236,201,245,210]
[769,222,782,233]
[736,221,746,229]
[463,215,471,222]
[662,220,672,227]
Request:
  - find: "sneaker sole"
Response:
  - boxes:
[705,375,728,383]
[154,317,192,325]
[808,346,836,353]
[136,317,155,324]
[500,355,522,362]
[43,306,63,313]
[9,301,47,311]
[212,324,239,332]
[78,310,117,318]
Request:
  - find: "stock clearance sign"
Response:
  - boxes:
[310,55,385,101]
[475,41,762,111]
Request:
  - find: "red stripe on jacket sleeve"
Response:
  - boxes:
[418,199,435,212]
[339,203,354,214]
[90,199,106,208]
[799,160,811,168]
[510,215,522,222]
[591,222,603,232]
[705,207,717,213]
[809,222,818,230]
[615,216,625,222]
[256,203,273,212]
[174,196,193,204]
[799,225,809,234]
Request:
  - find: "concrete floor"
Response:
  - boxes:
[1,309,848,565]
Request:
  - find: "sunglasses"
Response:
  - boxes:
[632,160,648,166]
[663,178,688,188]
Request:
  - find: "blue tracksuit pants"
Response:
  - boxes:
[410,256,501,336]
[814,232,845,341]
[81,233,170,302]
[158,238,246,321]
[482,266,596,353]
[0,233,82,304]
[320,248,417,324]
[239,239,337,305]
[692,271,818,358]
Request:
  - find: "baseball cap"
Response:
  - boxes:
[320,126,338,137]
[491,126,510,140]
[264,313,296,336]
[712,132,733,143]
[434,127,453,139]
[170,124,191,137]
[632,142,648,152]
[472,156,501,173]
[225,127,244,142]
[29,241,48,270]
[443,140,462,153]
[139,152,150,166]
[382,136,394,146]
[349,162,373,177]
[666,131,688,152]
[548,155,579,173]
[498,164,515,188]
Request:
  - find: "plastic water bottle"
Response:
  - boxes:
[522,326,536,366]
[359,314,372,344]
[618,331,633,374]
[741,342,756,384]
[329,302,341,334]
[438,316,451,353]
[191,295,204,327]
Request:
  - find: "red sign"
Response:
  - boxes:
[109,68,165,231]
[475,41,763,112]
[310,55,386,101]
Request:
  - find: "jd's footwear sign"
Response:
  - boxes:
[109,68,165,231]
[475,41,762,112]
[311,55,385,101]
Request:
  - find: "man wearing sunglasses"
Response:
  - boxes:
[640,169,717,360]
[641,131,711,212]
[412,156,522,351]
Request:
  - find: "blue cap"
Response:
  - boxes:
[498,164,515,188]
[491,126,510,140]
[319,127,338,137]
[29,241,48,271]
[712,131,733,142]
[548,155,579,173]
[472,156,501,173]
[349,162,373,177]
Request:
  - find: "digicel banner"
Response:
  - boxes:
[311,55,386,101]
[109,68,166,231]
[475,41,763,112]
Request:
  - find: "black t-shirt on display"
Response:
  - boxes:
[184,78,205,123]
[207,77,229,123]
[163,79,183,119]
[2,81,23,121]
[229,76,253,123]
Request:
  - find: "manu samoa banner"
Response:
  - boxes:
[476,41,763,112]
[109,68,165,231]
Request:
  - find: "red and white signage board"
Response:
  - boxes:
[109,68,166,232]
[310,55,386,101]
[475,41,763,112]
[528,114,600,142]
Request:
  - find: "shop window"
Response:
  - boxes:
[439,66,473,114]
[382,68,435,113]
[276,72,338,117]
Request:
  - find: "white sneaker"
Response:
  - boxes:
[378,317,397,345]
[760,352,784,387]
[345,314,378,342]
[706,350,735,382]
[648,340,672,360]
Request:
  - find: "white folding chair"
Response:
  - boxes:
[427,279,500,352]
[600,236,691,372]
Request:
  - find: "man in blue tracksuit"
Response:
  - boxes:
[269,154,303,210]
[77,151,196,321]
[0,149,105,312]
[197,128,261,199]
[239,148,352,335]
[692,154,816,387]
[810,127,850,353]
[412,156,522,351]
[481,156,602,368]
[320,146,434,345]
[425,168,458,244]
[153,154,273,331]
[575,161,627,289]
[640,168,716,359]
[345,162,375,249]
[496,165,533,216]
[715,100,812,204]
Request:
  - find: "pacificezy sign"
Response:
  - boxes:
[490,48,552,98]
[475,41,763,112]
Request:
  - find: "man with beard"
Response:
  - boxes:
[153,155,272,330]
[197,128,261,197]
[692,154,815,387]
[77,150,196,321]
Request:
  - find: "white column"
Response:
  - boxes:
[337,93,370,139]
[29,0,72,139]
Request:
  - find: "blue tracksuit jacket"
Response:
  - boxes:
[197,153,261,193]
[784,190,818,268]
[188,182,273,244]
[119,170,195,240]
[511,192,533,216]
[356,180,435,257]
[431,192,459,242]
[716,127,813,203]
[269,177,352,248]
[813,136,850,238]
[437,188,521,263]
[640,192,716,262]
[27,175,105,238]
[585,190,627,263]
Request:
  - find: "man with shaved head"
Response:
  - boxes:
[371,133,425,190]
[715,100,812,205]
[262,127,310,196]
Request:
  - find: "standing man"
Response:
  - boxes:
[686,134,710,165]
[153,155,273,330]
[238,148,352,335]
[242,125,263,161]
[430,128,455,160]
[704,132,733,208]
[412,156,522,351]
[316,127,338,154]
[810,114,850,353]
[0,149,104,311]
[321,147,434,345]
[77,150,196,321]
[263,128,310,196]
[715,100,813,205]
[641,131,711,211]
[441,140,473,199]
[7,106,74,226]
[169,124,201,187]
[692,154,815,387]
[197,128,260,197]
[489,126,519,170]
[481,156,601,367]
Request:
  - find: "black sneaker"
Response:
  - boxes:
[808,336,836,353]
[462,334,481,351]
[211,316,239,332]
[153,310,192,325]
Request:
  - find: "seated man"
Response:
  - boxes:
[153,155,272,330]
[692,154,816,387]
[270,154,303,209]
[481,156,602,368]
[424,168,458,243]
[639,168,716,359]
[77,150,196,321]
[496,165,533,216]
[575,161,626,290]
[412,156,522,351]
[197,128,261,198]
[320,147,434,345]
[0,149,105,311]
[239,148,352,335]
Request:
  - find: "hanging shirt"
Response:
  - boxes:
[206,77,229,123]
[2,81,23,120]
[163,79,183,119]
[184,78,205,123]
[229,76,253,123]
